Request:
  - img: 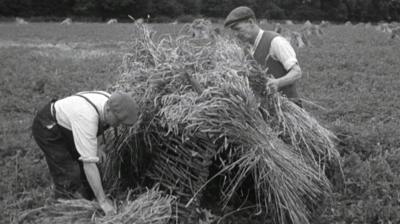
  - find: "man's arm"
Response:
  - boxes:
[267,36,302,93]
[279,64,302,86]
[83,162,115,215]
[266,64,302,93]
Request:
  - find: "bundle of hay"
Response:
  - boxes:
[107,19,118,24]
[61,18,72,25]
[365,22,372,29]
[18,187,175,224]
[102,24,339,224]
[344,21,352,26]
[16,17,28,25]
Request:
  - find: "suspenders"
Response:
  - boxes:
[74,91,112,142]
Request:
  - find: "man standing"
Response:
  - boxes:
[224,6,302,105]
[32,91,139,215]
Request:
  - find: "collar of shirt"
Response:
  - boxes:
[251,29,264,56]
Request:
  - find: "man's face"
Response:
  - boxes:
[230,20,255,43]
[104,102,121,127]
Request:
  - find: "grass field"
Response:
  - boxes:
[1,22,400,224]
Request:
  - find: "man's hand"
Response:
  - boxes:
[98,144,107,163]
[99,198,116,216]
[266,78,280,95]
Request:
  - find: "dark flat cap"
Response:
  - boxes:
[224,6,256,28]
[109,92,139,125]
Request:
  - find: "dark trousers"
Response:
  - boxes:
[32,101,94,200]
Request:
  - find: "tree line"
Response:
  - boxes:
[0,0,399,22]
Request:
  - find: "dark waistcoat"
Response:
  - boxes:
[252,31,299,99]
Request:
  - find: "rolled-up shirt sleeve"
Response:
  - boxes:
[270,36,299,71]
[70,114,99,163]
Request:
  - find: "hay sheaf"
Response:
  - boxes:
[103,24,339,224]
[18,187,175,224]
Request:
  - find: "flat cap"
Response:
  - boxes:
[109,92,139,125]
[224,6,256,28]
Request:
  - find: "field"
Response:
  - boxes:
[1,22,400,223]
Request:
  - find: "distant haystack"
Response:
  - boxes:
[301,20,313,31]
[273,23,287,34]
[312,25,324,36]
[304,20,312,27]
[320,20,329,28]
[135,18,144,24]
[301,24,323,37]
[259,19,268,26]
[345,21,352,26]
[290,31,309,48]
[127,15,144,24]
[277,28,309,48]
[377,23,392,33]
[190,18,213,39]
[171,20,178,25]
[61,18,72,25]
[357,22,365,27]
[107,19,118,24]
[365,22,372,29]
[391,27,400,39]
[274,21,314,48]
[285,20,294,25]
[16,17,28,25]
[388,22,399,29]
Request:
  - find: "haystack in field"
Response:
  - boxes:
[286,20,294,25]
[273,25,306,48]
[107,19,118,24]
[273,22,282,33]
[345,21,352,26]
[300,24,323,39]
[376,23,392,33]
[303,20,312,29]
[100,23,339,224]
[391,27,400,39]
[365,22,372,29]
[320,20,329,28]
[18,187,175,224]
[189,18,213,39]
[290,31,309,48]
[274,23,291,36]
[275,26,309,48]
[135,18,144,24]
[61,18,72,25]
[259,19,268,26]
[16,17,28,25]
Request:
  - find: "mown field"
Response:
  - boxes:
[1,22,400,224]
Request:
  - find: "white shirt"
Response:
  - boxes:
[252,29,298,71]
[54,91,110,163]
